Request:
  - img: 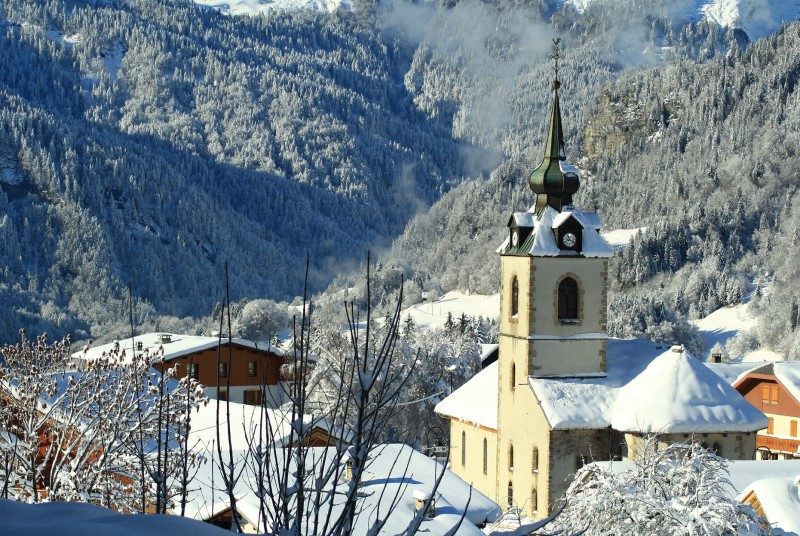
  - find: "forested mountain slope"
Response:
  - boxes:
[0,0,468,341]
[368,20,800,356]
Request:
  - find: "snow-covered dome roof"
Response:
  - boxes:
[609,346,769,434]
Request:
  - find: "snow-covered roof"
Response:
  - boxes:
[609,346,768,434]
[0,498,229,536]
[441,338,766,433]
[510,211,536,228]
[181,443,500,534]
[72,332,286,365]
[742,475,800,535]
[188,400,338,450]
[434,361,498,429]
[501,206,613,258]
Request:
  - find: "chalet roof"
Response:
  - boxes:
[732,361,800,408]
[72,332,286,366]
[740,474,800,534]
[179,443,500,534]
[188,400,340,450]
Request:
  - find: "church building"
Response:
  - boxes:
[435,63,768,519]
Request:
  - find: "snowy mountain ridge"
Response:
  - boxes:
[194,0,800,42]
[192,0,351,16]
[564,0,800,39]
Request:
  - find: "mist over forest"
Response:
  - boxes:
[0,0,798,361]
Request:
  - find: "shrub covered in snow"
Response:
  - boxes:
[558,439,769,536]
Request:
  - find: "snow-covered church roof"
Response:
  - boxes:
[497,206,614,258]
[439,338,768,434]
[609,346,768,434]
[434,361,498,429]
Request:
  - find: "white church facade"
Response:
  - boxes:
[434,67,768,520]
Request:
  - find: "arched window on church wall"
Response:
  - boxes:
[558,276,579,321]
[511,276,519,317]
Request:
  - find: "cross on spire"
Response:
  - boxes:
[551,37,561,91]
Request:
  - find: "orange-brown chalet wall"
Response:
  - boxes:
[737,375,800,417]
[152,343,286,388]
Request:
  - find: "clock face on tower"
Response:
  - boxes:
[511,229,519,247]
[563,232,577,248]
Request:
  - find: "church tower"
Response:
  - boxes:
[494,41,613,516]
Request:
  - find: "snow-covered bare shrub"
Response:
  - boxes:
[0,330,206,512]
[558,439,768,535]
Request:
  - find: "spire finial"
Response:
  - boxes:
[551,37,561,91]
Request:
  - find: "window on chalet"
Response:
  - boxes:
[243,389,261,406]
[218,388,228,401]
[511,276,519,317]
[248,361,257,377]
[771,386,779,404]
[767,418,775,434]
[188,363,199,380]
[792,420,798,438]
[218,362,228,378]
[557,277,579,321]
[761,385,770,403]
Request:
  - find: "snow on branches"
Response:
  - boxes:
[0,330,206,512]
[558,438,769,536]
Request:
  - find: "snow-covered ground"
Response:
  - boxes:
[692,302,782,362]
[602,226,646,250]
[402,291,500,329]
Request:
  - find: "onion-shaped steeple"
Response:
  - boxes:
[529,39,579,213]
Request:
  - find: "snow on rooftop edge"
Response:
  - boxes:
[740,475,800,534]
[435,361,498,429]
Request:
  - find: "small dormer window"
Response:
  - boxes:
[558,277,579,321]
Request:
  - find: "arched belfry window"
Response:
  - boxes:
[511,276,519,317]
[558,277,579,321]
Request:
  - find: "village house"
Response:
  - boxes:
[73,333,289,407]
[435,71,768,519]
[730,363,800,460]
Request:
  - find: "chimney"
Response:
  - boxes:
[136,340,144,351]
[413,488,435,518]
[159,333,172,344]
[670,345,684,354]
[710,351,722,364]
